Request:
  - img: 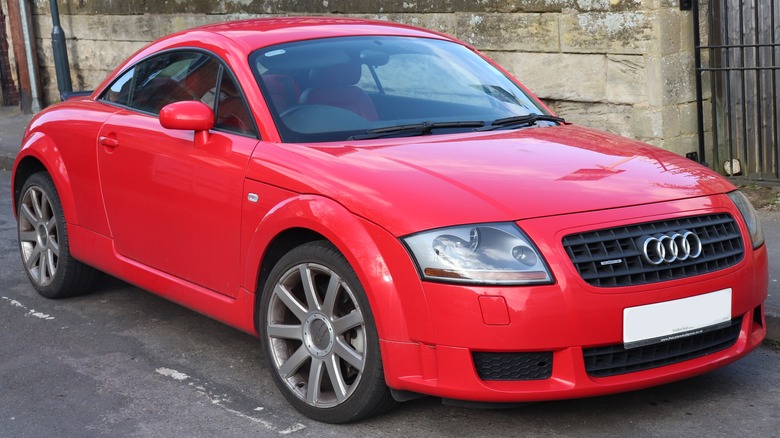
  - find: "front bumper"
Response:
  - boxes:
[379,196,768,402]
[382,305,764,402]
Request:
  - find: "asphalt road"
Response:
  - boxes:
[2,168,779,437]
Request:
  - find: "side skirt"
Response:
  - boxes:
[68,224,258,336]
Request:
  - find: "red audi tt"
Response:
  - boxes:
[11,18,767,423]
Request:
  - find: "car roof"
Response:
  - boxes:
[89,16,468,128]
[169,17,455,51]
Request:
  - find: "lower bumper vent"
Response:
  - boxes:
[583,316,743,377]
[473,351,553,381]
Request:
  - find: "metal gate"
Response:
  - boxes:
[694,0,780,180]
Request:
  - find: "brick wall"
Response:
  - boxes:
[24,0,699,155]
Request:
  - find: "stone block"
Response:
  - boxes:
[33,14,216,43]
[630,104,662,139]
[662,104,681,138]
[35,36,147,71]
[700,99,713,139]
[678,101,699,136]
[661,134,698,156]
[37,67,109,104]
[560,11,654,55]
[325,0,380,14]
[361,13,458,35]
[455,13,559,52]
[660,51,696,105]
[225,0,333,14]
[574,0,611,12]
[606,54,647,104]
[546,100,640,139]
[488,51,607,102]
[376,0,419,14]
[647,51,697,108]
[147,0,226,14]
[656,8,682,55]
[638,0,661,10]
[599,0,645,12]
[32,0,148,15]
[696,5,709,46]
[679,10,694,55]
[420,0,576,13]
[38,66,57,104]
[416,0,457,13]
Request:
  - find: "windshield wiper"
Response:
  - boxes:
[476,114,565,132]
[349,120,485,140]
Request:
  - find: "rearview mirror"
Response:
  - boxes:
[159,100,214,146]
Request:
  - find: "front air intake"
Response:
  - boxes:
[583,316,743,377]
[472,351,553,381]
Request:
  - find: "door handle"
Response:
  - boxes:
[99,136,119,148]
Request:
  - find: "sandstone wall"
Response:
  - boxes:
[20,0,700,155]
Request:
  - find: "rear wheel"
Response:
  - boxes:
[259,241,394,423]
[17,172,97,298]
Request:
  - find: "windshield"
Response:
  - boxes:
[250,36,551,143]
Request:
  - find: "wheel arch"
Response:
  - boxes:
[12,134,78,225]
[254,226,326,320]
[244,194,434,344]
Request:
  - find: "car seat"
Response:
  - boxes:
[299,62,378,121]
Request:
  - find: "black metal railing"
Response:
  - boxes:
[694,0,780,180]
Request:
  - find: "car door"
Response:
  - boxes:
[96,50,260,297]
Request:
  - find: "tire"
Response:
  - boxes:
[259,241,395,423]
[17,172,98,298]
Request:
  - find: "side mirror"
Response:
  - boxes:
[159,100,214,147]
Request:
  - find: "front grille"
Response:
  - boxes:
[562,214,743,287]
[473,352,553,381]
[583,317,743,377]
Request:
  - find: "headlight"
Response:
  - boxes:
[728,190,765,249]
[402,223,553,285]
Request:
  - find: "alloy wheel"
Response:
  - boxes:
[18,185,60,287]
[266,262,366,408]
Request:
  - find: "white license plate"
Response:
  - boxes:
[623,288,732,349]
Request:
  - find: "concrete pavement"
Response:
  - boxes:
[0,104,778,342]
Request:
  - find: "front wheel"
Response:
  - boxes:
[259,241,394,423]
[17,172,97,298]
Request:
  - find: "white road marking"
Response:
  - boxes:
[2,296,55,320]
[279,424,307,435]
[155,366,306,434]
[155,367,189,381]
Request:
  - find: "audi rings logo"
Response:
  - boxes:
[636,230,703,265]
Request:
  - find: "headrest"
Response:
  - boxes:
[309,62,362,86]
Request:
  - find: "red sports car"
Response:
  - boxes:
[12,18,767,423]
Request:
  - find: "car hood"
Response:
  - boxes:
[250,125,735,236]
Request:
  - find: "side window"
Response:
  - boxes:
[214,73,257,136]
[104,67,135,106]
[100,50,257,138]
[101,51,220,115]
